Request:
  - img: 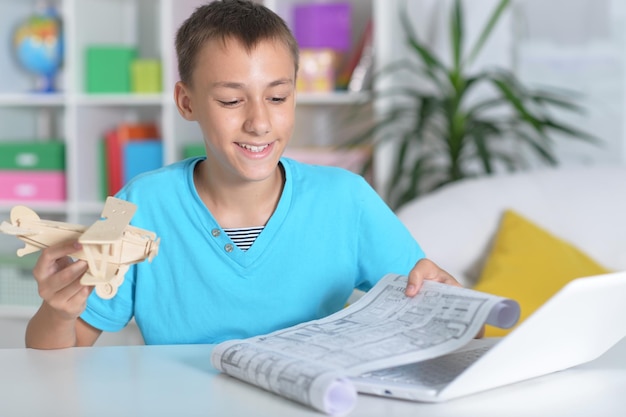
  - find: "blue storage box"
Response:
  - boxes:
[123,141,163,184]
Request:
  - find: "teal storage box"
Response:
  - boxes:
[86,46,137,93]
[0,141,65,170]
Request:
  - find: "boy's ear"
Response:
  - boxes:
[174,81,196,121]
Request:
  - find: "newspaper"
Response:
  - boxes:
[211,273,520,415]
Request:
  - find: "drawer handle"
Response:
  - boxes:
[14,183,37,197]
[16,152,39,167]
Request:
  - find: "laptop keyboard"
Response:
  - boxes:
[359,344,492,390]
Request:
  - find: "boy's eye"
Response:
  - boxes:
[269,97,287,103]
[218,99,240,107]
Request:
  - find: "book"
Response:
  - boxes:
[103,123,160,196]
[211,273,520,415]
[336,19,373,91]
[104,129,122,197]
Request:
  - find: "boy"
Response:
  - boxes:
[25,0,460,349]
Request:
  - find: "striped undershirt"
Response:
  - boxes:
[223,226,264,251]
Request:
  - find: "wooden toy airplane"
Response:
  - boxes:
[0,197,160,299]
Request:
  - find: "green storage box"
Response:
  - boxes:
[86,46,137,93]
[183,143,205,159]
[0,141,65,170]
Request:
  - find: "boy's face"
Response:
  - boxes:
[175,37,296,185]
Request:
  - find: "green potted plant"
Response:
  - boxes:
[345,0,598,210]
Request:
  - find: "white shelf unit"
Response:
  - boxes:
[0,0,377,226]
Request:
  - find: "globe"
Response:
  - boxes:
[13,7,63,93]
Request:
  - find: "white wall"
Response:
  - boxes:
[514,0,626,166]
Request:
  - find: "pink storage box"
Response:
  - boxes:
[0,171,66,202]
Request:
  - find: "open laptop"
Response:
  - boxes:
[352,271,626,402]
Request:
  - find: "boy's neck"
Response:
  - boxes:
[193,160,285,228]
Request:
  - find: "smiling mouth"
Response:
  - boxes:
[237,143,270,153]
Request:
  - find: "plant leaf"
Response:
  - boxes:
[543,119,603,144]
[466,0,510,66]
[490,78,545,133]
[451,0,464,73]
[529,91,586,113]
[399,1,447,76]
[513,130,558,165]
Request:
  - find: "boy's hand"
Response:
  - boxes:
[32,240,93,321]
[405,258,485,338]
[404,258,461,297]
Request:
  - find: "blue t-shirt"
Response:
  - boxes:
[81,157,425,344]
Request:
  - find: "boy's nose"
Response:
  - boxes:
[244,101,271,135]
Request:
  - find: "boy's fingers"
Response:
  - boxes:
[34,240,84,280]
[39,240,83,263]
[405,258,461,297]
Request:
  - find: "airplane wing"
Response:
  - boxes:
[79,197,137,244]
[0,221,39,236]
[2,205,86,257]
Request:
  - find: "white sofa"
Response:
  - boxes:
[395,165,626,287]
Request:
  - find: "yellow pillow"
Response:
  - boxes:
[473,209,610,337]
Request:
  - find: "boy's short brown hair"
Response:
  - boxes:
[175,0,300,86]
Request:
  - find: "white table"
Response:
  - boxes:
[2,337,626,417]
